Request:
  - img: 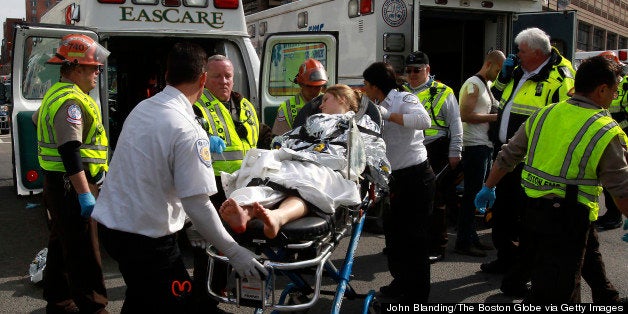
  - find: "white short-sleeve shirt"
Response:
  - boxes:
[93,85,217,238]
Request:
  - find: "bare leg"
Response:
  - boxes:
[219,198,255,234]
[254,196,309,239]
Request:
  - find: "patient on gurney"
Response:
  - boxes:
[218,84,390,239]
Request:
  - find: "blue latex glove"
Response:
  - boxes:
[474,186,496,215]
[209,135,226,153]
[501,54,517,78]
[78,192,96,218]
[623,219,628,243]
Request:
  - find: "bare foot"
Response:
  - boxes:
[219,198,252,234]
[253,202,281,239]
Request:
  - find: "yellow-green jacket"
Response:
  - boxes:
[37,82,109,177]
[194,89,259,175]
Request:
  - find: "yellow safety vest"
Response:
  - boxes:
[608,75,627,130]
[521,100,628,221]
[277,94,306,130]
[405,81,454,136]
[37,82,109,177]
[194,89,259,175]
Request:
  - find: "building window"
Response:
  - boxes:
[577,22,590,51]
[619,37,627,49]
[606,33,617,50]
[592,28,604,51]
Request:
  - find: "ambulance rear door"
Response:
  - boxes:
[258,32,338,128]
[513,11,577,61]
[11,24,102,195]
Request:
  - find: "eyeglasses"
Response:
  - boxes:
[405,67,425,74]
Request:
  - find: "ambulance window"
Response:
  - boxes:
[267,42,328,97]
[21,37,62,100]
[184,0,208,7]
[213,41,250,100]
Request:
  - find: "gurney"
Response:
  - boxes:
[203,99,389,313]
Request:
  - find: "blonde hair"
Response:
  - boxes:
[324,84,361,113]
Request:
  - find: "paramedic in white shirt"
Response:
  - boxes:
[362,62,434,303]
[92,42,266,313]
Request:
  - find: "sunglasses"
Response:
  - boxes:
[405,67,425,74]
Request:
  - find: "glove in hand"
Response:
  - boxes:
[78,192,96,218]
[501,54,517,79]
[623,219,628,243]
[474,186,496,215]
[378,105,391,120]
[209,136,226,153]
[225,245,268,280]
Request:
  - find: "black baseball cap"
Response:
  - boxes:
[406,51,429,66]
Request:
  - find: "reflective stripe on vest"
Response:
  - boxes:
[278,95,305,129]
[193,89,259,175]
[405,81,453,136]
[37,82,109,177]
[521,100,628,221]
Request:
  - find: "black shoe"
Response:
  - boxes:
[429,253,445,264]
[454,246,487,257]
[379,280,404,299]
[501,283,530,297]
[473,241,494,250]
[595,217,623,230]
[480,260,508,274]
[45,300,80,314]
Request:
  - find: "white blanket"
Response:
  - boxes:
[221,148,361,214]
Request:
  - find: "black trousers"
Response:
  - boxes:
[42,172,108,313]
[523,197,617,303]
[100,225,194,313]
[384,161,435,303]
[491,163,526,267]
[425,138,456,255]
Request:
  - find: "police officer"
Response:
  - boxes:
[271,58,328,135]
[190,54,264,312]
[595,51,628,231]
[482,28,575,296]
[403,51,464,261]
[475,55,628,303]
[362,62,434,303]
[92,43,266,313]
[34,34,110,314]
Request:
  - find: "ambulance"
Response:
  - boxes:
[10,0,333,195]
[573,49,628,69]
[247,0,578,120]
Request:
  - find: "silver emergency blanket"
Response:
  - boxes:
[221,112,390,214]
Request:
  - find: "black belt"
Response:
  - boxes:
[392,160,430,175]
[247,177,289,193]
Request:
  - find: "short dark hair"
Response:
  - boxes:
[363,62,398,95]
[574,56,622,94]
[166,42,207,86]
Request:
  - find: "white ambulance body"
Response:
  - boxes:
[573,49,628,69]
[10,0,263,195]
[247,0,577,109]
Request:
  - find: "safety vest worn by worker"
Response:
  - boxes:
[495,49,575,117]
[37,82,109,177]
[608,75,628,130]
[520,100,628,221]
[277,94,306,130]
[194,89,259,175]
[405,81,454,136]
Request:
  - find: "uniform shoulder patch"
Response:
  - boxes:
[66,104,82,125]
[402,94,419,104]
[195,139,212,167]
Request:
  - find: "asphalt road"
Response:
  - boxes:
[0,132,626,313]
